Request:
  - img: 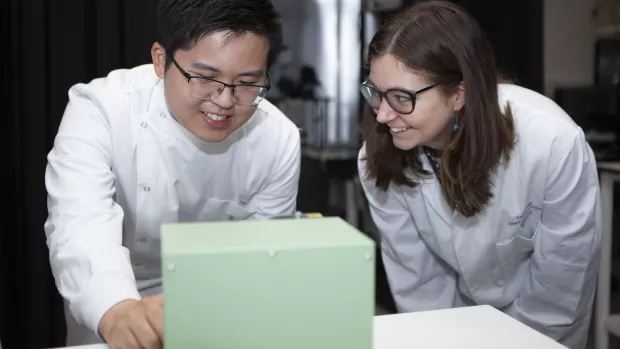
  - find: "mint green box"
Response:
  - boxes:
[161,217,376,349]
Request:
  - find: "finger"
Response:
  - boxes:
[108,327,142,349]
[146,305,165,342]
[130,322,161,349]
[129,308,162,349]
[145,293,164,308]
[152,293,164,307]
[121,334,142,349]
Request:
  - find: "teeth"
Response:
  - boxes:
[391,127,409,133]
[204,112,227,121]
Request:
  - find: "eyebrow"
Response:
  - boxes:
[366,78,418,93]
[190,61,265,78]
[366,79,388,91]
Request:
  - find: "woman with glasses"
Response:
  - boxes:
[358,2,600,348]
[44,0,300,348]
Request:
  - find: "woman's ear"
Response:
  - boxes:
[151,43,167,79]
[454,81,466,112]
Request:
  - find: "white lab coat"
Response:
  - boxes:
[44,64,301,344]
[359,84,601,349]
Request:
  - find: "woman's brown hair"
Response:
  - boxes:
[360,0,515,217]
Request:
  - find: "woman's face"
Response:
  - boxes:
[367,54,464,150]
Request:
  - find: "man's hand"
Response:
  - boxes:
[98,294,164,349]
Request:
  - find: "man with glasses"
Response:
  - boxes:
[44,1,300,348]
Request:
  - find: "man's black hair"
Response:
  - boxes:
[157,0,283,69]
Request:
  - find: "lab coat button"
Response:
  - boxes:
[141,122,147,128]
[140,238,147,243]
[143,186,150,192]
[160,113,166,119]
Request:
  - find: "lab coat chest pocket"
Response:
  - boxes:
[495,198,542,278]
[496,228,537,280]
[200,199,252,221]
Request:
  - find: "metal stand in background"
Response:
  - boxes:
[277,94,398,317]
[277,97,361,228]
[595,163,620,349]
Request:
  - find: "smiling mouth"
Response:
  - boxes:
[390,127,410,133]
[201,111,232,130]
[202,112,230,121]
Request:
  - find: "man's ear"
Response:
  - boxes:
[454,81,466,112]
[151,42,167,79]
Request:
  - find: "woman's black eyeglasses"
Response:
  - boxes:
[360,82,436,114]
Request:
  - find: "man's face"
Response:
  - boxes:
[153,31,270,142]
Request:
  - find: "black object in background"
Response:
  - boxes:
[374,0,544,93]
[1,1,157,348]
[457,0,544,93]
[554,86,619,132]
[596,38,620,86]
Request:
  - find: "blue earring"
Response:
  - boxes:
[453,112,460,132]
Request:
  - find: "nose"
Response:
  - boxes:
[375,99,398,124]
[212,86,235,109]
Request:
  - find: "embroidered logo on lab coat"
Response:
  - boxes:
[509,202,541,227]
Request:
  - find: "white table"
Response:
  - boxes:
[595,162,620,349]
[58,305,566,349]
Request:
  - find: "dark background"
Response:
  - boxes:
[1,1,159,347]
[0,0,542,347]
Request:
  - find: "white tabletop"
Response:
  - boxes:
[58,305,565,349]
[374,305,565,349]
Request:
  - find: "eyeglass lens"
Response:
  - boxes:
[360,85,415,114]
[189,79,267,106]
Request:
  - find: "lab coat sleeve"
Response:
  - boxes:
[504,130,601,348]
[44,86,140,336]
[358,147,458,312]
[247,126,301,219]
